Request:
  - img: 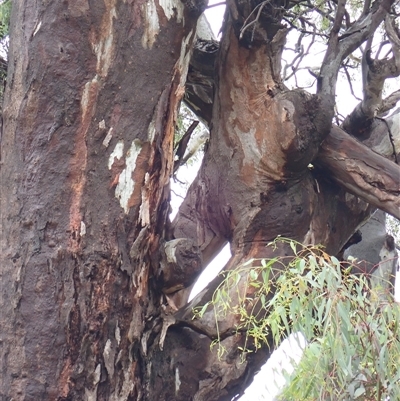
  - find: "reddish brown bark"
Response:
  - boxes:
[1,0,398,400]
[0,1,201,400]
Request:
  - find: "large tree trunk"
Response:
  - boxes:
[0,2,204,399]
[1,0,399,401]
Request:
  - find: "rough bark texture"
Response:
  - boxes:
[1,0,399,401]
[0,1,201,399]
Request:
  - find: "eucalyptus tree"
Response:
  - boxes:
[0,0,399,400]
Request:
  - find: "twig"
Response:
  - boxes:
[206,2,225,9]
[342,63,362,101]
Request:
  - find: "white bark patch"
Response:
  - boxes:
[196,14,215,40]
[139,173,150,226]
[303,221,317,246]
[103,339,112,358]
[85,388,96,401]
[93,6,117,77]
[115,140,142,214]
[103,127,113,147]
[148,118,156,142]
[164,239,179,263]
[95,33,114,77]
[110,369,134,401]
[108,140,124,169]
[81,76,99,121]
[93,363,101,385]
[103,339,115,379]
[99,119,106,130]
[116,349,123,366]
[159,314,176,350]
[142,0,160,49]
[32,20,42,37]
[236,127,262,162]
[84,364,101,401]
[141,330,151,356]
[177,31,194,88]
[159,0,184,22]
[80,221,86,236]
[175,367,181,394]
[115,322,121,345]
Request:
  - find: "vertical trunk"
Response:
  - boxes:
[0,2,200,399]
[166,12,374,401]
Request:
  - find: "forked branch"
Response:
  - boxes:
[317,0,395,125]
[342,15,400,136]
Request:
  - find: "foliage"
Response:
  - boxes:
[194,238,400,400]
[0,0,10,104]
[0,0,11,40]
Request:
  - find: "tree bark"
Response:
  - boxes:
[1,0,398,400]
[316,126,400,219]
[0,1,202,399]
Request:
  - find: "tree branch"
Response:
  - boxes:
[317,0,394,125]
[341,15,400,135]
[358,108,400,161]
[378,89,400,115]
[316,125,400,219]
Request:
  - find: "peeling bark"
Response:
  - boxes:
[0,1,200,399]
[1,0,399,400]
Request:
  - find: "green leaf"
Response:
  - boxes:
[354,386,365,398]
[261,268,270,284]
[249,269,258,281]
[337,301,351,329]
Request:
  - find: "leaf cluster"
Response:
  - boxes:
[0,0,11,40]
[194,238,400,400]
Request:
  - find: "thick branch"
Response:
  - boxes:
[316,125,400,219]
[379,90,400,115]
[317,0,394,125]
[342,16,400,135]
[358,108,400,159]
[183,37,400,221]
